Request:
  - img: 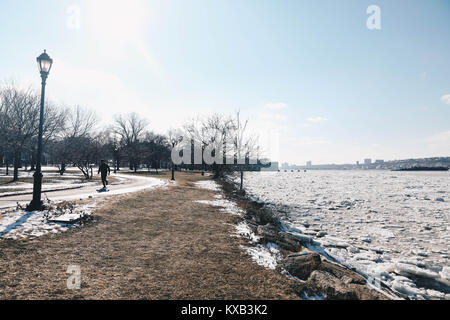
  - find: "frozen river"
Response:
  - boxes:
[239,170,450,300]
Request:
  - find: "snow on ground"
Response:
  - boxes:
[0,203,96,240]
[235,221,260,243]
[237,170,450,300]
[0,167,82,180]
[194,180,283,270]
[0,173,169,240]
[194,180,244,216]
[195,196,244,216]
[38,175,169,204]
[194,180,222,192]
[244,242,282,270]
[0,180,96,194]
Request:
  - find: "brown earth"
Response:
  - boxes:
[0,171,299,300]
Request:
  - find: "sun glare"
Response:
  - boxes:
[86,0,150,54]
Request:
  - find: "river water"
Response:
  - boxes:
[240,170,450,299]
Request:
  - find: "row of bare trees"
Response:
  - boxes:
[0,83,172,181]
[45,111,172,180]
[0,84,66,181]
[1,82,265,188]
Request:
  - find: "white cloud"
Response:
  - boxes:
[441,94,450,105]
[307,117,328,123]
[265,102,288,110]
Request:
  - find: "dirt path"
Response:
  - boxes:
[0,172,298,300]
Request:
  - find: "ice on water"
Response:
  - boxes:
[239,170,450,299]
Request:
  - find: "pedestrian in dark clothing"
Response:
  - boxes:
[98,160,111,189]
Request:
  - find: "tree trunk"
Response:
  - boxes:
[171,163,175,181]
[240,170,244,191]
[5,158,9,176]
[13,150,20,182]
[60,163,66,175]
[30,152,36,171]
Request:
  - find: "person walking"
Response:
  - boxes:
[98,160,111,189]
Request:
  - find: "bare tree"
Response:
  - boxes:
[0,84,40,181]
[141,132,170,173]
[167,128,184,180]
[0,87,9,175]
[26,101,67,171]
[70,135,102,180]
[102,129,122,173]
[49,106,97,175]
[230,111,258,191]
[113,113,148,172]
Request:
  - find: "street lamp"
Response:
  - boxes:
[27,50,53,211]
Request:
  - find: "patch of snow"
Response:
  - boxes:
[0,203,95,240]
[245,242,282,270]
[235,221,260,243]
[194,181,244,216]
[195,195,244,216]
[194,180,221,192]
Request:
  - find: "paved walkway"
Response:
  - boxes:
[0,174,168,210]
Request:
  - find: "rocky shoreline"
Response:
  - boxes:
[218,177,395,300]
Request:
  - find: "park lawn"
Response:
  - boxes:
[0,172,299,300]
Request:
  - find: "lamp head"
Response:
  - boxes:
[37,50,53,75]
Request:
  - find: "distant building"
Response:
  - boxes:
[356,161,360,165]
[375,160,384,164]
[281,162,289,169]
[306,161,312,168]
[261,161,279,171]
[364,159,372,165]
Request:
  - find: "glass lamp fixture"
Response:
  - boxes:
[36,50,53,74]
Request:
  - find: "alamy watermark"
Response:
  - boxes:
[170,130,280,167]
[171,136,260,166]
[66,5,81,30]
[367,5,381,30]
[66,265,81,290]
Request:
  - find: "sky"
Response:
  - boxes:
[0,0,449,165]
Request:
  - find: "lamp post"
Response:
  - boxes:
[27,50,53,211]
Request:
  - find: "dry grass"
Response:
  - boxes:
[0,172,299,300]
